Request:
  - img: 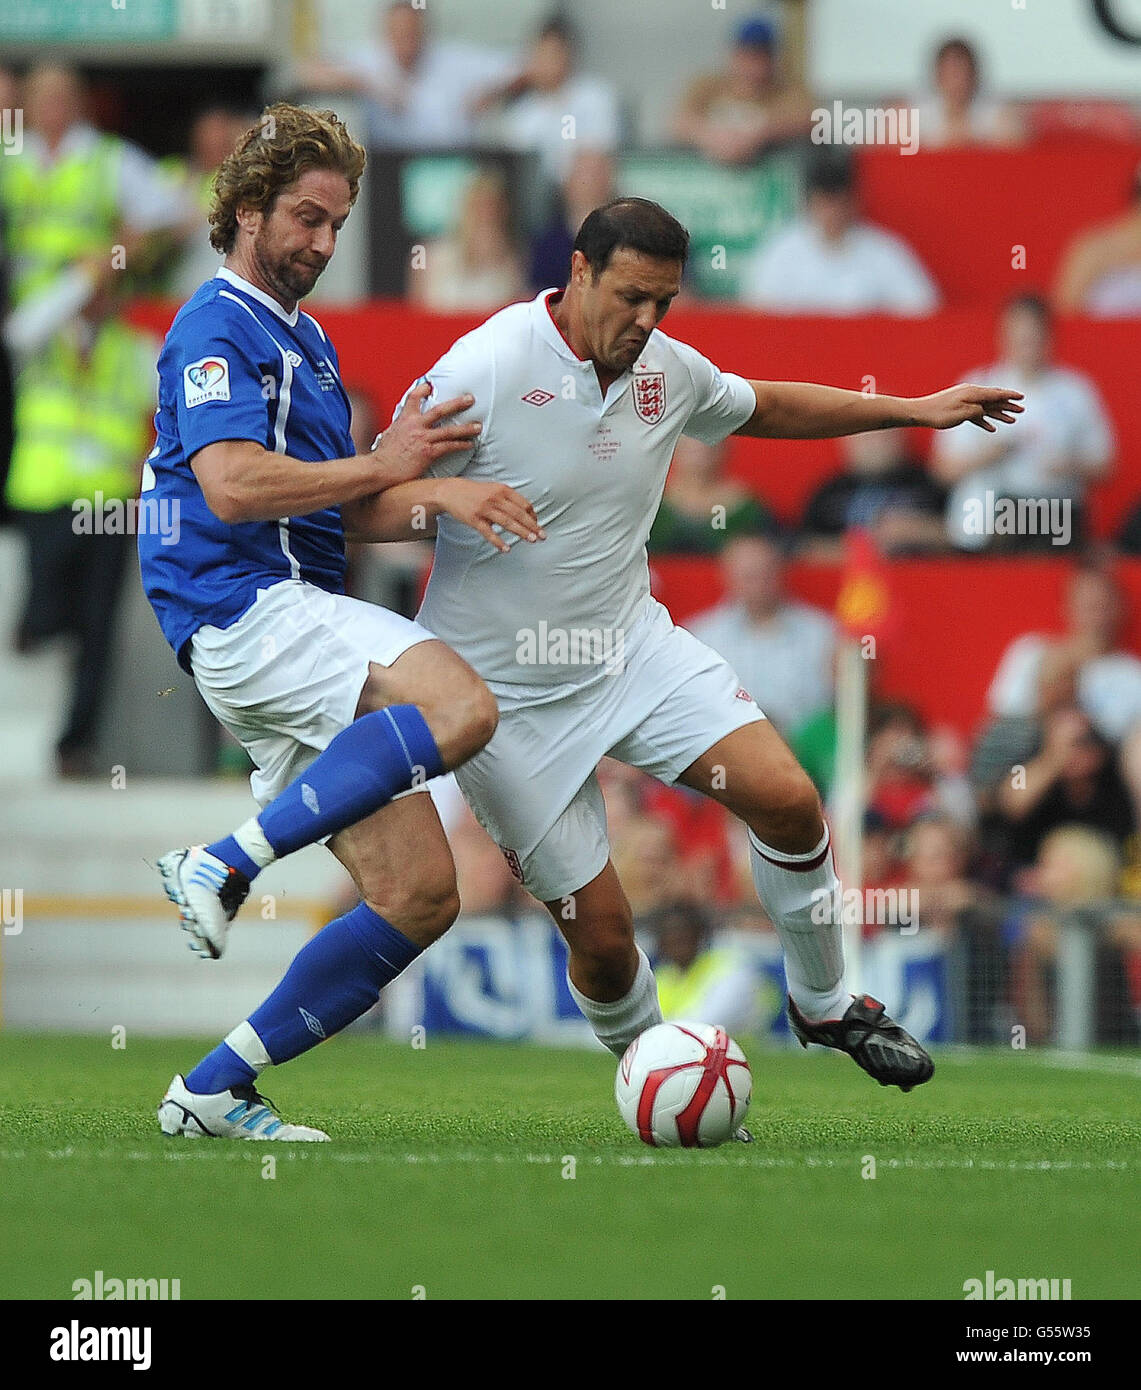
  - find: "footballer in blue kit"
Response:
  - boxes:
[140,104,544,1141]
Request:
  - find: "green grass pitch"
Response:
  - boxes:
[1,1033,1137,1300]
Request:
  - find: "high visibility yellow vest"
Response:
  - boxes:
[657,948,741,1021]
[5,319,155,512]
[0,134,122,306]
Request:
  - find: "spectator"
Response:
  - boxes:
[799,428,947,560]
[649,900,760,1035]
[407,168,526,313]
[932,294,1114,552]
[0,64,191,336]
[866,704,976,831]
[738,158,941,315]
[450,808,528,918]
[528,149,615,292]
[995,707,1135,877]
[673,15,813,166]
[476,15,620,190]
[648,436,775,555]
[296,1,511,150]
[4,282,159,777]
[161,107,249,300]
[0,67,16,520]
[1053,161,1141,318]
[686,532,835,735]
[911,36,1025,150]
[986,566,1141,747]
[609,813,685,923]
[1010,825,1141,1043]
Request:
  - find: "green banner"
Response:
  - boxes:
[0,0,177,42]
[618,148,805,300]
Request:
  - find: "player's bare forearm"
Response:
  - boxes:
[190,440,415,524]
[736,381,1024,439]
[348,477,545,551]
[342,479,444,542]
[191,384,481,524]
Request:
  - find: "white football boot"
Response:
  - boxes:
[157,846,250,959]
[158,1074,330,1141]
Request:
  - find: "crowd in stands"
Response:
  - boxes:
[2,4,1140,1043]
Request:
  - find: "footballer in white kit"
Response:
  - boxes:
[373,198,1023,1090]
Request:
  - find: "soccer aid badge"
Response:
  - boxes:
[632,371,666,424]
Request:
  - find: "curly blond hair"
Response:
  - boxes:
[209,103,367,254]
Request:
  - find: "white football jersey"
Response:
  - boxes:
[411,290,757,705]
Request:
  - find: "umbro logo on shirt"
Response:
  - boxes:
[521,389,555,407]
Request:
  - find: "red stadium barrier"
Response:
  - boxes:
[650,555,1141,738]
[856,140,1141,312]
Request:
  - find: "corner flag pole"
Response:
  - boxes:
[833,635,867,988]
[832,529,893,991]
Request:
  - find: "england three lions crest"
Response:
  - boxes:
[633,371,666,424]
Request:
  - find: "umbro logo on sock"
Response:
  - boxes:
[301,783,320,815]
[299,1007,326,1039]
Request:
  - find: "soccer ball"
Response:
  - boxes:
[615,1021,751,1148]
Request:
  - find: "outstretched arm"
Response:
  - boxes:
[735,381,1024,440]
[344,477,544,552]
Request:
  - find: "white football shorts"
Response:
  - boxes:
[189,578,437,806]
[453,599,766,902]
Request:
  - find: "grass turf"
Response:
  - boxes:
[0,1033,1138,1300]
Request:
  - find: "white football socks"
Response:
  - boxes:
[568,945,663,1057]
[749,825,850,1023]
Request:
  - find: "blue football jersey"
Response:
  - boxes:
[138,268,355,671]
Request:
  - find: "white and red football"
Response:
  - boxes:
[615,1021,752,1148]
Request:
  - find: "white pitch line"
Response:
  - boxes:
[934,1047,1141,1078]
[0,1148,1130,1172]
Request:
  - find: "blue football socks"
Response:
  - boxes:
[206,706,444,881]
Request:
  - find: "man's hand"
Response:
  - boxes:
[373,382,482,485]
[437,478,545,553]
[911,384,1024,432]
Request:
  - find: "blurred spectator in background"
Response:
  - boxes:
[932,294,1114,552]
[673,15,813,166]
[161,107,248,300]
[0,63,190,349]
[986,567,1141,748]
[451,808,529,918]
[739,158,940,315]
[648,899,760,1035]
[1053,161,1141,318]
[798,428,947,560]
[1010,824,1141,1043]
[996,707,1135,880]
[865,704,976,831]
[687,532,834,736]
[0,67,16,520]
[529,149,615,292]
[297,1,511,149]
[4,280,158,777]
[911,36,1025,150]
[475,15,620,191]
[648,436,775,555]
[609,813,686,925]
[407,168,526,312]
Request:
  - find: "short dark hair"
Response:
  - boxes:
[1003,291,1051,325]
[573,197,689,278]
[538,13,578,49]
